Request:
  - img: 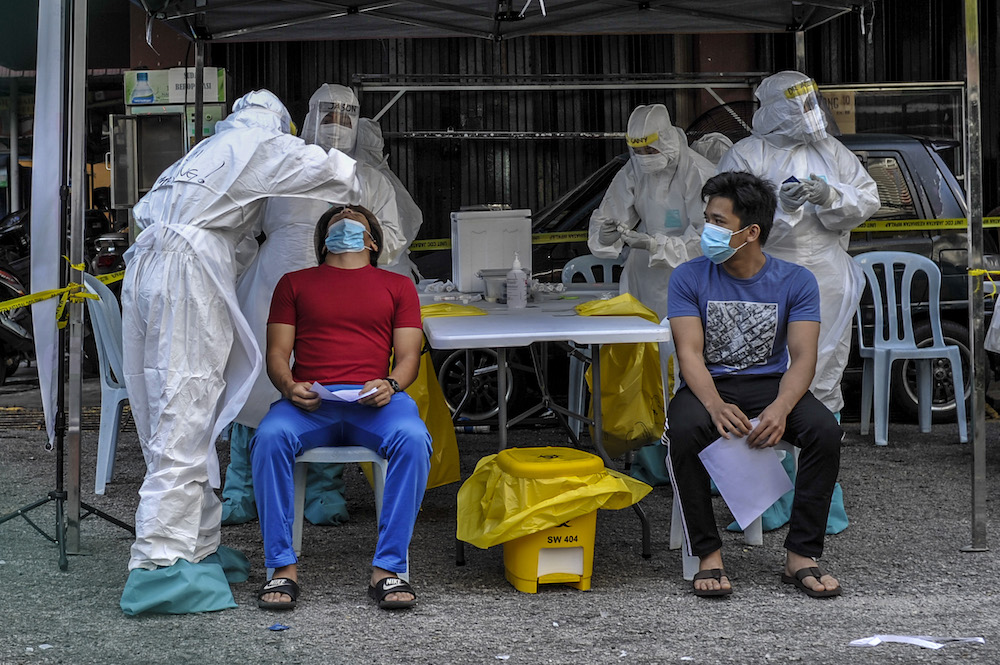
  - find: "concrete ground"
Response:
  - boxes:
[1,366,998,665]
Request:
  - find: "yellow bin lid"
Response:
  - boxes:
[496,446,604,479]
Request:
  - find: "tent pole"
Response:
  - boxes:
[794,31,806,73]
[66,0,88,553]
[194,40,204,146]
[9,81,19,212]
[961,0,988,554]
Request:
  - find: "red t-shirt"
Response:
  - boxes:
[268,263,422,384]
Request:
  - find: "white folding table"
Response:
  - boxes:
[423,300,672,559]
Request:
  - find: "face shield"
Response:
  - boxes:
[313,100,359,153]
[752,72,831,144]
[784,79,828,142]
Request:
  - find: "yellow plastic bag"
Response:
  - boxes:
[404,350,461,489]
[576,294,666,458]
[456,450,651,549]
[419,302,487,318]
[383,302,485,490]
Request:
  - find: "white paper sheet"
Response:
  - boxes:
[849,635,986,650]
[310,383,378,402]
[697,421,794,530]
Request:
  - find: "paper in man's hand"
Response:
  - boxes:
[697,420,794,529]
[310,382,379,403]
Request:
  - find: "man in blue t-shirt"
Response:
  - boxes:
[667,171,842,599]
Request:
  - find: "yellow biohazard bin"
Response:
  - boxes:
[497,447,603,593]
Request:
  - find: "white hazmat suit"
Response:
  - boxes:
[232,85,403,431]
[121,90,361,589]
[221,85,411,526]
[357,117,424,279]
[588,104,715,320]
[717,71,880,413]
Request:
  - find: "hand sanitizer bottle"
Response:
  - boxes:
[131,72,155,104]
[506,253,528,309]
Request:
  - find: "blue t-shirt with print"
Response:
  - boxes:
[668,254,820,378]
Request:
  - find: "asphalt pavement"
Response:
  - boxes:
[1,368,999,664]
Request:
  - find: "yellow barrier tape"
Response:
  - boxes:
[411,219,1000,252]
[0,286,72,315]
[410,230,590,252]
[409,238,453,251]
[97,270,125,285]
[853,217,1000,232]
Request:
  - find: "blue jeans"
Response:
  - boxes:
[250,385,432,573]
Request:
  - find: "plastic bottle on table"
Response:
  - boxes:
[506,252,528,309]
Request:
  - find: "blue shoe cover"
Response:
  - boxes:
[120,557,237,615]
[303,462,350,525]
[221,424,258,525]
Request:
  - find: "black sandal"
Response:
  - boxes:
[692,568,733,597]
[782,565,842,598]
[257,577,300,610]
[368,577,417,610]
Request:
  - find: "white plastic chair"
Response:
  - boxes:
[562,255,624,437]
[292,446,408,581]
[853,251,968,446]
[561,255,622,285]
[82,273,129,495]
[669,442,800,581]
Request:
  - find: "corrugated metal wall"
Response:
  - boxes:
[218,35,698,240]
[216,0,1000,240]
[798,0,999,212]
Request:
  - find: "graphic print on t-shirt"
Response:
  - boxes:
[704,300,778,370]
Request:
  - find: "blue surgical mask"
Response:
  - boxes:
[325,219,368,254]
[700,224,749,264]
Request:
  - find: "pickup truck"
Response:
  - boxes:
[416,133,997,422]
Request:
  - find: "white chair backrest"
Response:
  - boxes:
[853,251,945,349]
[561,255,623,285]
[82,273,125,388]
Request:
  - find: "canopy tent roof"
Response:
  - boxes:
[142,0,861,42]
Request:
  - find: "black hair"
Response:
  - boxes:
[314,204,383,267]
[700,171,776,246]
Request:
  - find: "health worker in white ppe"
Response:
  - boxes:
[588,104,715,320]
[221,84,406,528]
[356,117,424,280]
[119,89,361,616]
[716,71,880,416]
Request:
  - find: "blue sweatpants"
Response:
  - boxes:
[250,385,432,573]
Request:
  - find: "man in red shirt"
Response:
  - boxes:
[250,204,430,611]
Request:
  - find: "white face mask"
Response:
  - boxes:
[633,152,670,174]
[318,124,356,152]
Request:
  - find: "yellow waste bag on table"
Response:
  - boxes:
[457,448,651,549]
[575,294,665,458]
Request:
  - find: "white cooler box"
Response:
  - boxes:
[451,209,532,292]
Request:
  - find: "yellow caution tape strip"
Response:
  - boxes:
[0,267,123,318]
[410,230,589,252]
[854,217,1000,232]
[410,219,1000,251]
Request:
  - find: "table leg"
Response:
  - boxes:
[590,343,612,467]
[497,347,508,450]
[450,349,475,423]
